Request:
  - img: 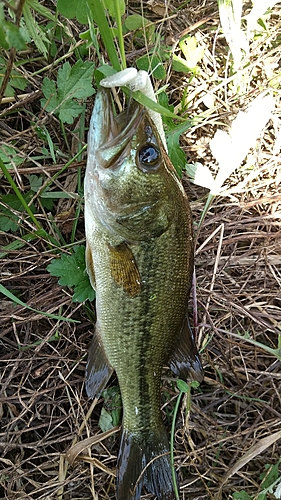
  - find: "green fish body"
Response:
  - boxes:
[84,89,203,500]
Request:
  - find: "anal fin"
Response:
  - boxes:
[169,317,204,382]
[86,325,113,399]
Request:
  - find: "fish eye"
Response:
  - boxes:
[137,143,161,173]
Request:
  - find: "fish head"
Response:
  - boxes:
[85,89,185,241]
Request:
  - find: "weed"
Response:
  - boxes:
[41,60,95,124]
[233,459,281,499]
[47,245,95,303]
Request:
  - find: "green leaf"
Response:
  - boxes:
[0,3,27,50]
[57,0,77,20]
[57,0,95,24]
[179,36,204,69]
[0,143,25,167]
[94,64,117,86]
[59,101,84,124]
[101,386,122,430]
[132,91,185,121]
[47,246,95,303]
[57,61,94,99]
[232,491,252,500]
[40,191,79,199]
[176,379,200,393]
[28,174,43,192]
[260,461,280,489]
[124,13,155,43]
[26,0,56,22]
[166,120,193,176]
[98,407,113,432]
[41,78,57,107]
[177,379,190,393]
[124,14,149,31]
[0,193,35,232]
[0,57,28,97]
[41,60,95,124]
[103,0,125,18]
[136,54,166,80]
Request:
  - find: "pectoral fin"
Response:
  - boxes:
[85,242,96,290]
[86,325,113,399]
[169,318,204,382]
[108,242,141,298]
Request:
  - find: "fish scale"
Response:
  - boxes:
[84,88,203,500]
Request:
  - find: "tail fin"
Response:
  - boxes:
[116,429,175,500]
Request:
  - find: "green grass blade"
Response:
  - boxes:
[0,232,40,258]
[18,334,60,351]
[22,3,49,57]
[0,284,79,322]
[114,1,126,70]
[0,159,61,247]
[170,389,182,500]
[26,0,56,22]
[229,331,281,361]
[132,90,186,121]
[89,0,121,71]
[0,158,42,230]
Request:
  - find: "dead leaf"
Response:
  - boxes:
[221,429,281,486]
[66,426,120,465]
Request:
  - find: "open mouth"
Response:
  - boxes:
[97,89,145,169]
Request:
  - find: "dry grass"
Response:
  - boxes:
[1,1,281,499]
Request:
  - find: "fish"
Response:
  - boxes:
[84,88,203,500]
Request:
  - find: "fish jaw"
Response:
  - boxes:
[86,88,143,171]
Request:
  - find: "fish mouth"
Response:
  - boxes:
[89,88,144,169]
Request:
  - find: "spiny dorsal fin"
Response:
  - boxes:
[108,242,141,298]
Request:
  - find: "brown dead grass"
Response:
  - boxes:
[0,1,281,499]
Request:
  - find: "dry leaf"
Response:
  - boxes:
[66,426,120,465]
[221,429,281,486]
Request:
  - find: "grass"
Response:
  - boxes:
[0,0,281,499]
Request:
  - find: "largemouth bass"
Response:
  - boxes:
[84,88,203,500]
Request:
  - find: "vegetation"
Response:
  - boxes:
[0,0,280,499]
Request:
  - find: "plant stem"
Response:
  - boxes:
[114,1,126,70]
[170,390,183,500]
[197,192,215,235]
